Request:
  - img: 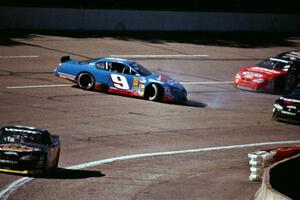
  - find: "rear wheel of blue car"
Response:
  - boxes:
[77,73,95,90]
[145,84,163,101]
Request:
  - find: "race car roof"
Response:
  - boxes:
[277,51,300,62]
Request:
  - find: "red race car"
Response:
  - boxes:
[234,51,300,93]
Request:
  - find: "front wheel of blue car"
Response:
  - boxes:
[77,73,95,90]
[145,84,163,101]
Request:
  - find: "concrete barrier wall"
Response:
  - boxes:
[1,7,300,32]
[254,155,300,200]
[254,167,291,200]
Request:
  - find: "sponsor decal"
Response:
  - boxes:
[133,77,139,90]
[110,74,129,90]
[242,71,263,78]
[138,84,145,95]
[0,159,18,164]
[139,77,146,84]
[250,67,281,74]
[4,128,38,134]
[281,110,296,116]
[0,145,35,152]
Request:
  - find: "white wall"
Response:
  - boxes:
[1,7,300,32]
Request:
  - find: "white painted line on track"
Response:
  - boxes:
[6,84,73,89]
[110,54,208,58]
[181,81,233,85]
[0,178,33,200]
[0,55,39,59]
[1,140,300,200]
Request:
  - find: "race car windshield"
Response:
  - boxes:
[258,59,287,71]
[0,129,43,145]
[290,88,300,99]
[130,63,152,76]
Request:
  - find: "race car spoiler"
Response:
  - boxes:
[61,56,70,63]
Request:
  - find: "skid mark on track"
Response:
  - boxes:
[6,81,233,89]
[181,81,233,85]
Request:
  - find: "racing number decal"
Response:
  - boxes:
[111,74,130,90]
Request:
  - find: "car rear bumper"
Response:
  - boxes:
[0,155,46,175]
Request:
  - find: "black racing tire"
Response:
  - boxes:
[145,84,164,101]
[53,150,60,169]
[99,83,109,93]
[77,73,95,90]
[42,155,50,175]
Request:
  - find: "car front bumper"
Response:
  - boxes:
[234,79,272,92]
[273,109,300,124]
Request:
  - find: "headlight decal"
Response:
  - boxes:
[235,73,241,79]
[253,78,264,83]
[274,104,283,110]
[242,71,264,78]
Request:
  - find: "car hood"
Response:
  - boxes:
[240,66,287,78]
[148,74,182,86]
[0,143,45,152]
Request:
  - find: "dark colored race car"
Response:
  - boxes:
[273,87,300,124]
[0,125,60,175]
[54,56,187,103]
[234,51,300,93]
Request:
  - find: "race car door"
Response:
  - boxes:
[93,61,113,90]
[106,62,137,95]
[94,61,141,96]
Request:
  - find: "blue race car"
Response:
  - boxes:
[54,56,187,102]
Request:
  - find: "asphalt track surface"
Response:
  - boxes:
[0,32,300,200]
